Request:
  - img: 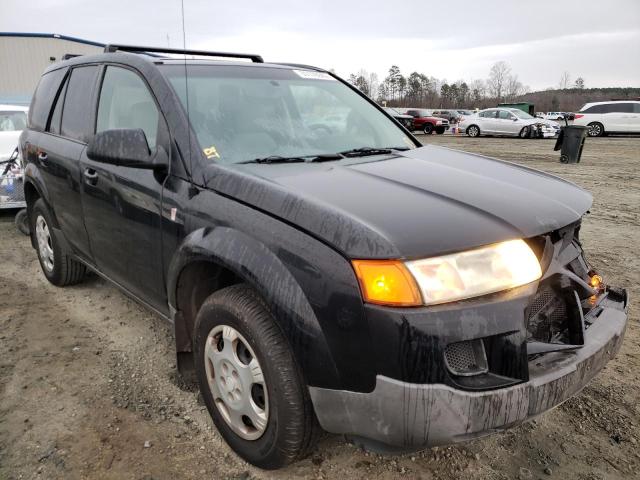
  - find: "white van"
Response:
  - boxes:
[572,101,640,136]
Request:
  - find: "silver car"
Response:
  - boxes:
[461,108,558,138]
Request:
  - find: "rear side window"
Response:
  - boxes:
[582,104,607,114]
[28,68,67,131]
[96,66,160,149]
[480,110,496,118]
[60,66,100,142]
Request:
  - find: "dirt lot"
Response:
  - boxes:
[1,135,638,480]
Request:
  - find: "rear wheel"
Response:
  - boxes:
[15,209,30,235]
[30,199,85,286]
[423,123,434,134]
[467,125,480,137]
[194,284,319,469]
[587,122,604,137]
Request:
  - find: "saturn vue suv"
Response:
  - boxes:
[20,45,629,469]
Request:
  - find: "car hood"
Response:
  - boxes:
[211,145,592,259]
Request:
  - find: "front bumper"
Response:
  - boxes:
[309,294,628,449]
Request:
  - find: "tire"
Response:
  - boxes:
[435,127,445,134]
[15,209,30,235]
[519,127,529,139]
[560,154,570,164]
[423,123,434,134]
[467,125,480,137]
[588,122,604,137]
[194,284,319,469]
[30,198,86,286]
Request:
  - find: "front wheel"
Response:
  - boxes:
[194,284,319,469]
[587,122,604,137]
[467,125,480,137]
[519,126,529,139]
[423,123,434,134]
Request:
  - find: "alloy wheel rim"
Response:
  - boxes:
[35,215,54,272]
[204,325,268,440]
[589,124,601,136]
[470,126,478,136]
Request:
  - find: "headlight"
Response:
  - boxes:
[352,239,541,307]
[405,239,541,305]
[436,120,442,125]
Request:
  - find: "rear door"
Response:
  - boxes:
[479,109,498,133]
[28,65,99,260]
[80,65,169,312]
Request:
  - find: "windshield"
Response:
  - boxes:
[160,65,414,164]
[0,111,27,132]
[511,110,534,119]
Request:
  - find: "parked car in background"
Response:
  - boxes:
[383,107,414,130]
[544,112,566,121]
[432,109,463,124]
[572,101,640,137]
[456,109,474,117]
[0,105,28,160]
[460,108,557,138]
[405,108,449,134]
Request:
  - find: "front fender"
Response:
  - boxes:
[167,226,343,390]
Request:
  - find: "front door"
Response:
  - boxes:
[80,65,169,313]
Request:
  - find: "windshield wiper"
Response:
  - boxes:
[240,153,345,164]
[338,146,409,158]
[239,155,306,164]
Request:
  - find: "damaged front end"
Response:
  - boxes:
[525,220,628,355]
[309,219,629,451]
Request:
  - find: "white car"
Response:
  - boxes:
[572,101,640,137]
[545,112,566,121]
[460,108,558,138]
[0,105,28,160]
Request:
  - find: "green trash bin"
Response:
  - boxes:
[554,125,588,164]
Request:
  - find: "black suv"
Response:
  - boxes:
[21,45,629,469]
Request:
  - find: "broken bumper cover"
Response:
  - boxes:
[309,295,628,449]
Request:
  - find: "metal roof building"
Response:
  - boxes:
[0,33,104,106]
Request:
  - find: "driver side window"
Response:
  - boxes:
[498,110,513,120]
[96,67,160,149]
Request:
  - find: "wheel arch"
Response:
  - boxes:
[167,226,341,389]
[466,124,481,136]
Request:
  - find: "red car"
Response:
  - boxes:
[405,109,449,134]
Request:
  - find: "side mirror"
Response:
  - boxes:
[86,129,165,170]
[512,117,519,121]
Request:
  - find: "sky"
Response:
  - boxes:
[2,0,639,90]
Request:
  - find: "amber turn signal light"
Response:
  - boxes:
[351,260,422,307]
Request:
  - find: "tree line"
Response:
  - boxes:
[347,62,639,112]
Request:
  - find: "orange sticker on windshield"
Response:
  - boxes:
[204,146,220,159]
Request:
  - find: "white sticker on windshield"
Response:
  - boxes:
[293,69,336,81]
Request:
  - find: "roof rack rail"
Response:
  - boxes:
[104,44,263,63]
[275,62,327,72]
[61,53,82,60]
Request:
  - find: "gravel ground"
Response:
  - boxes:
[1,135,638,480]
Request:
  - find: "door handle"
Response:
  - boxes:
[83,167,99,185]
[38,152,48,164]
